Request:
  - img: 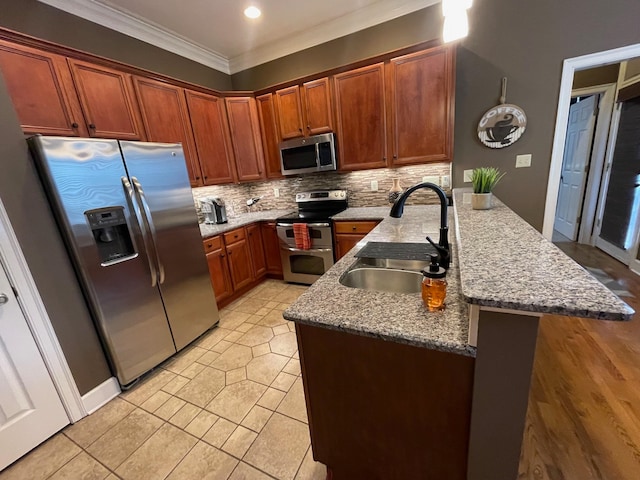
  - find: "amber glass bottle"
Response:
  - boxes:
[421,254,447,311]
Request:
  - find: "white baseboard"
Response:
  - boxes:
[81,377,121,416]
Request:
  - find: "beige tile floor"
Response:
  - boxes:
[1,280,326,480]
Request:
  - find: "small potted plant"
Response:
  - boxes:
[471,167,505,210]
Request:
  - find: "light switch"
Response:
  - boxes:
[463,169,473,182]
[440,175,451,188]
[516,154,532,168]
[273,188,280,197]
[371,180,378,191]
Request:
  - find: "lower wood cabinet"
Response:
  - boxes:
[203,236,233,304]
[225,231,254,291]
[334,220,381,260]
[247,223,267,278]
[261,222,283,276]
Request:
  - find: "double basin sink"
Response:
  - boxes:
[339,245,433,294]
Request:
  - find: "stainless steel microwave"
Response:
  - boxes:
[280,133,337,176]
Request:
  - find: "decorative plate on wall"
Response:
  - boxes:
[477,78,527,149]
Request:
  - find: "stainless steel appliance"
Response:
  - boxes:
[201,197,228,224]
[28,136,219,386]
[280,133,337,176]
[276,190,347,284]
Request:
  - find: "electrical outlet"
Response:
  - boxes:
[371,180,378,191]
[516,154,532,168]
[440,175,451,188]
[273,188,280,198]
[463,169,473,182]
[422,175,440,185]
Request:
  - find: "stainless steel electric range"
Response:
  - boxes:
[276,190,348,285]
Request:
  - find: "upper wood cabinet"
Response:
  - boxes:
[302,77,333,135]
[275,78,333,141]
[133,77,201,186]
[225,97,265,182]
[387,47,454,166]
[334,63,387,171]
[256,93,284,179]
[0,40,87,136]
[185,90,237,185]
[67,59,144,140]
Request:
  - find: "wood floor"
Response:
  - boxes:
[518,242,640,479]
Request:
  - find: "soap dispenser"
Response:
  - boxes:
[422,254,447,311]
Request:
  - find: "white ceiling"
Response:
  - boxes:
[38,0,440,74]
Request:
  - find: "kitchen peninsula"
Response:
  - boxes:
[283,189,633,480]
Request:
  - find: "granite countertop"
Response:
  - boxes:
[453,189,634,320]
[331,207,391,221]
[199,210,293,238]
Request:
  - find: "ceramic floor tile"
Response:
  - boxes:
[271,372,297,392]
[203,418,237,448]
[120,369,176,406]
[234,298,269,315]
[272,289,303,303]
[220,311,252,330]
[269,332,298,357]
[211,344,253,372]
[244,413,310,480]
[206,380,267,423]
[287,323,296,332]
[212,340,234,353]
[197,328,234,350]
[258,311,287,327]
[265,301,280,309]
[197,350,222,366]
[240,406,273,433]
[246,353,289,386]
[48,451,110,480]
[63,397,135,448]
[166,441,238,480]
[115,423,197,480]
[162,375,191,395]
[272,324,289,336]
[175,366,226,407]
[155,396,187,420]
[225,330,244,343]
[235,322,254,333]
[292,351,299,360]
[276,378,308,423]
[0,434,81,480]
[185,410,220,439]
[282,358,301,376]
[140,390,171,413]
[163,346,208,375]
[237,326,274,347]
[226,367,247,385]
[86,409,163,470]
[222,426,258,458]
[229,462,274,480]
[169,403,202,429]
[180,361,207,379]
[245,314,265,324]
[256,388,286,411]
[251,343,271,357]
[251,287,288,302]
[294,447,326,480]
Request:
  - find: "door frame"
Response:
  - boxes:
[543,43,640,240]
[0,197,85,422]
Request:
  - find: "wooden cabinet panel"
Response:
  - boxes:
[334,63,387,171]
[334,221,380,234]
[226,238,253,290]
[334,234,363,261]
[388,47,454,165]
[334,220,380,260]
[185,90,236,185]
[303,77,333,135]
[204,237,233,303]
[225,97,265,182]
[133,77,201,186]
[256,93,283,179]
[261,222,283,276]
[0,40,87,136]
[275,85,304,140]
[223,227,245,245]
[68,59,144,140]
[247,223,267,278]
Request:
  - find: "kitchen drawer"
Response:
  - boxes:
[334,221,380,235]
[224,227,246,245]
[203,235,222,253]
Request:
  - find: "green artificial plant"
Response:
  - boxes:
[471,167,505,194]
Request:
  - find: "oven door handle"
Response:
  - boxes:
[281,246,333,253]
[276,222,331,228]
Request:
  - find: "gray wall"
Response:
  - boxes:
[0,75,111,394]
[0,0,232,91]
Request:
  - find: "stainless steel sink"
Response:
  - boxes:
[340,267,423,294]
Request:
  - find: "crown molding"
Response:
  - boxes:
[228,0,440,74]
[37,0,231,74]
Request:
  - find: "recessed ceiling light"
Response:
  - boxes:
[244,6,261,19]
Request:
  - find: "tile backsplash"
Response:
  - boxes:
[192,163,451,218]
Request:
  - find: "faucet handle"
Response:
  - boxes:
[426,236,451,270]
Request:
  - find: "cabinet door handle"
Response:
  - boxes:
[307,125,311,129]
[71,122,79,128]
[393,154,397,159]
[298,128,303,132]
[383,156,387,161]
[89,123,96,129]
[196,176,201,180]
[220,254,225,258]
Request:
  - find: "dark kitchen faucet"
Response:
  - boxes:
[389,182,450,269]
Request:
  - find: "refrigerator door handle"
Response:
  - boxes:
[131,177,166,285]
[121,176,158,287]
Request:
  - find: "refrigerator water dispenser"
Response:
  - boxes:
[86,207,136,265]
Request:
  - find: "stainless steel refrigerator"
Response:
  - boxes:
[28,136,219,386]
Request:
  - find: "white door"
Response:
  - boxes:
[0,260,69,470]
[554,95,598,240]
